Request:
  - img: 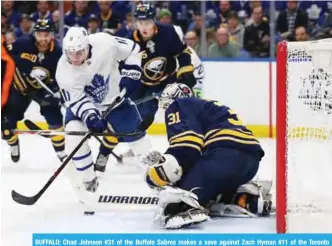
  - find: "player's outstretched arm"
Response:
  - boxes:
[170,26,196,88]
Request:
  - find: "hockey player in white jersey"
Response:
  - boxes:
[56,27,150,192]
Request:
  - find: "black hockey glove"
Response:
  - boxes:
[177,71,197,89]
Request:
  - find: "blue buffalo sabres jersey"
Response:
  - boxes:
[7,34,62,97]
[165,97,264,169]
[130,23,193,87]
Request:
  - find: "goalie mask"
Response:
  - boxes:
[158,83,193,110]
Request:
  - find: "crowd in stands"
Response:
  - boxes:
[2,0,332,58]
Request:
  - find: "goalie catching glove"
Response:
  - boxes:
[143,151,183,188]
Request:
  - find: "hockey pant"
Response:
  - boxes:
[1,86,64,152]
[176,147,260,206]
[64,98,145,181]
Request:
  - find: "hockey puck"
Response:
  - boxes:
[84,211,95,215]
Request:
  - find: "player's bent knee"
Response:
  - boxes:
[65,120,90,154]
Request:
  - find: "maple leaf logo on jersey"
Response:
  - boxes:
[85,74,109,104]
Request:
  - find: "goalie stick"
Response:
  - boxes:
[22,119,123,163]
[11,95,154,206]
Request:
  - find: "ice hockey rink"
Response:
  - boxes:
[1,134,277,246]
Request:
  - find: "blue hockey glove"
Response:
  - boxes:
[85,113,107,133]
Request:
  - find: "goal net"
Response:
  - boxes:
[276,39,332,233]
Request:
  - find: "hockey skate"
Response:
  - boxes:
[209,180,274,218]
[83,177,99,193]
[95,152,109,172]
[10,140,20,163]
[56,150,67,162]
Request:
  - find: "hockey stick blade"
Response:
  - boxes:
[11,190,37,205]
[11,115,152,205]
[11,131,92,205]
[23,119,52,138]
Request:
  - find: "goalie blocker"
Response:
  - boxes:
[142,83,273,229]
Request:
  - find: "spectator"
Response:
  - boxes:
[245,1,263,27]
[217,0,232,25]
[87,14,101,34]
[277,0,308,41]
[14,13,32,38]
[1,12,14,35]
[98,0,122,34]
[248,1,265,17]
[227,11,244,48]
[31,1,52,23]
[206,28,216,46]
[187,10,205,35]
[306,4,324,35]
[295,26,309,41]
[52,10,60,35]
[184,31,200,56]
[157,9,172,25]
[207,26,240,58]
[5,31,16,45]
[64,1,90,30]
[1,0,21,28]
[312,9,332,39]
[114,13,134,38]
[244,6,270,57]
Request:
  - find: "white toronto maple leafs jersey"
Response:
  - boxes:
[189,46,204,91]
[56,32,141,122]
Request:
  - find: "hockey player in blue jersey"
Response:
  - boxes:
[141,83,273,229]
[1,19,66,163]
[109,3,204,163]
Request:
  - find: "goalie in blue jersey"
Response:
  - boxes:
[141,83,273,229]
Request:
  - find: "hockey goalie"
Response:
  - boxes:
[140,83,273,229]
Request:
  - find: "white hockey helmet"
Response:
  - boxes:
[63,27,89,65]
[158,83,193,110]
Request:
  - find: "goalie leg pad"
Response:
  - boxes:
[154,186,209,229]
[176,148,260,206]
[65,120,95,183]
[209,180,274,217]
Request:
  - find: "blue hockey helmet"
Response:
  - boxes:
[34,19,55,33]
[134,3,156,20]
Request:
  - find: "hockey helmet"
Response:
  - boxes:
[34,19,55,33]
[62,27,89,65]
[158,83,193,110]
[134,3,155,20]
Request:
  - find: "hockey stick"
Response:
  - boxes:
[11,113,153,206]
[22,119,123,163]
[15,128,149,137]
[16,91,159,137]
[25,75,123,161]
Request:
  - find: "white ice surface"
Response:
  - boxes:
[1,136,276,246]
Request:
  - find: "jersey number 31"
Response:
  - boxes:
[167,112,181,125]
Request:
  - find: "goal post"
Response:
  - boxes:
[276,39,332,233]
